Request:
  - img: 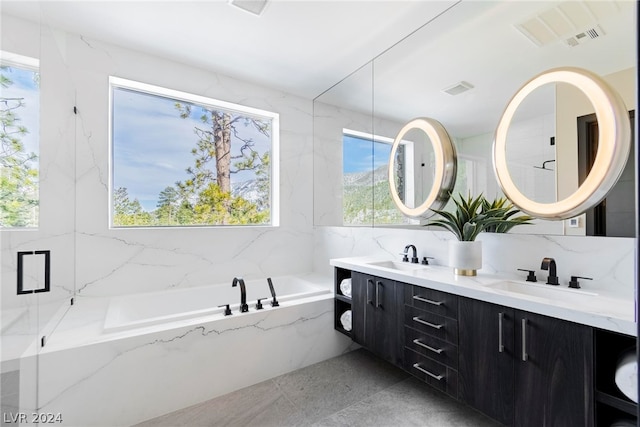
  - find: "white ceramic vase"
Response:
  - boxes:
[449,240,482,276]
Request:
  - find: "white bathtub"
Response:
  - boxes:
[103,276,329,333]
[24,274,352,426]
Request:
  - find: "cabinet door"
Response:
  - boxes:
[351,272,372,347]
[515,310,594,427]
[372,277,401,365]
[458,298,515,425]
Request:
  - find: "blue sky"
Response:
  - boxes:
[0,66,40,161]
[343,135,391,173]
[112,88,271,211]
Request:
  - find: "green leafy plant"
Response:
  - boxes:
[426,193,533,241]
[481,196,534,233]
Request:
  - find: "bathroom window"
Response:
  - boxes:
[0,52,40,228]
[110,77,279,227]
[342,130,414,226]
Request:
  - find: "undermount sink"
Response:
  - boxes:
[367,260,428,271]
[486,280,598,302]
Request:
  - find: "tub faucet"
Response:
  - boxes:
[267,277,279,307]
[232,277,249,312]
[540,257,559,285]
[403,245,419,263]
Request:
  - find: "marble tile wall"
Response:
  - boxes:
[2,13,317,306]
[313,226,636,301]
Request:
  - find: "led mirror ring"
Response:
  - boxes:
[388,118,457,219]
[493,67,631,220]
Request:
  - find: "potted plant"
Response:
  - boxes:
[427,193,533,276]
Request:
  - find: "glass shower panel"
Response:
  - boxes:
[1,5,77,420]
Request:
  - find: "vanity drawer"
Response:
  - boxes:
[405,347,458,398]
[405,326,458,369]
[405,285,458,319]
[405,305,458,344]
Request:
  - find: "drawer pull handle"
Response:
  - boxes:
[413,339,443,354]
[366,279,373,305]
[521,318,528,361]
[412,316,443,330]
[412,363,444,381]
[376,281,382,308]
[413,295,443,306]
[498,312,504,353]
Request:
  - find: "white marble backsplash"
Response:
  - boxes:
[314,226,636,300]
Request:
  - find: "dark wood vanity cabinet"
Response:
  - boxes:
[404,284,459,398]
[458,298,515,425]
[336,269,615,427]
[351,272,403,366]
[459,297,594,427]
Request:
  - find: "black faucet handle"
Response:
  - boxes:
[218,304,232,316]
[517,269,537,282]
[569,276,592,289]
[400,253,409,262]
[421,256,434,265]
[256,298,267,310]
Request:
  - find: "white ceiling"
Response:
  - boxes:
[1,0,636,138]
[0,0,459,99]
[317,0,637,138]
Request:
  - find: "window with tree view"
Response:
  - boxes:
[0,54,40,228]
[110,78,279,227]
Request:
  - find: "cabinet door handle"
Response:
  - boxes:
[413,295,443,306]
[498,312,504,353]
[521,318,528,361]
[413,339,444,354]
[412,363,444,381]
[366,279,373,305]
[376,281,382,308]
[412,316,443,330]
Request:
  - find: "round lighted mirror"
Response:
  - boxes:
[494,67,631,220]
[388,118,457,219]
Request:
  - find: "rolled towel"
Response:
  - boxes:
[339,278,352,297]
[615,348,637,403]
[340,310,352,332]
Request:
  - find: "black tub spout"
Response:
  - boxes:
[232,277,249,312]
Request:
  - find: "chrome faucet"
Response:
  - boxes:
[232,277,249,312]
[540,257,559,285]
[403,245,419,263]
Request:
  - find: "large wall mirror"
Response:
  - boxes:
[312,0,637,237]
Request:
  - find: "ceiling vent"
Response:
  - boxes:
[228,0,269,16]
[563,25,604,47]
[515,1,616,47]
[443,81,474,96]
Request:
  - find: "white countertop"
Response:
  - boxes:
[331,256,636,336]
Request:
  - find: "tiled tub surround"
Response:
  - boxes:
[331,256,635,336]
[17,274,352,427]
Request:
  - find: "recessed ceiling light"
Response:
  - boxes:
[442,81,474,96]
[228,0,269,16]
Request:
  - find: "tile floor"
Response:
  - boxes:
[136,349,500,427]
[1,371,19,426]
